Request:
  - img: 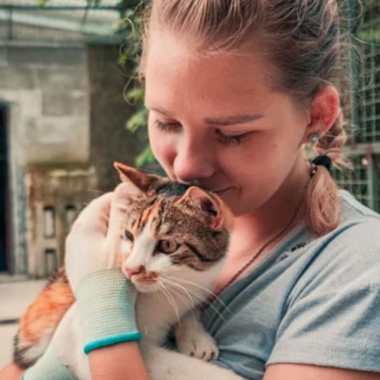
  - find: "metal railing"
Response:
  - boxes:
[333,0,380,211]
[0,2,135,45]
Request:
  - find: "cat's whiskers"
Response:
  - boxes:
[162,277,209,306]
[159,278,198,320]
[160,277,197,307]
[164,275,233,315]
[156,280,181,324]
[161,277,228,322]
[160,278,211,313]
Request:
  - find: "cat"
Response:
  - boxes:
[13,162,242,380]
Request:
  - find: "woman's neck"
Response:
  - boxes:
[229,158,310,259]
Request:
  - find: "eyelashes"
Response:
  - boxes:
[217,132,250,145]
[154,119,179,131]
[154,119,250,146]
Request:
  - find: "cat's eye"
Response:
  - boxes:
[157,240,178,254]
[124,230,134,241]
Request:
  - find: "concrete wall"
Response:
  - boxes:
[0,43,143,276]
[25,165,96,278]
[87,44,144,192]
[0,45,90,274]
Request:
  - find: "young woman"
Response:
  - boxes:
[2,0,380,379]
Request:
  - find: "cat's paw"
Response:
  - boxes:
[176,326,219,362]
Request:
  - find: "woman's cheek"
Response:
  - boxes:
[149,130,176,173]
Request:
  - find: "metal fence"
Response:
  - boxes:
[0,1,133,45]
[334,0,380,212]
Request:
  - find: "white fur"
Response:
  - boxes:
[53,303,243,380]
[45,213,242,379]
[175,313,219,361]
[125,221,157,272]
[20,327,55,365]
[141,343,244,380]
[46,255,240,379]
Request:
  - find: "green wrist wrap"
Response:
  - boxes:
[76,269,141,355]
[22,346,76,380]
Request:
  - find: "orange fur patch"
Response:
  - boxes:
[19,270,74,346]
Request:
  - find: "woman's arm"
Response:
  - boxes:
[0,344,151,380]
[264,364,380,380]
[0,362,25,380]
[89,342,150,380]
[140,344,244,380]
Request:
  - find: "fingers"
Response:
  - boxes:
[74,193,113,233]
[106,183,135,244]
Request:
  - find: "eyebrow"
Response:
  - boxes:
[147,104,263,126]
[203,114,263,126]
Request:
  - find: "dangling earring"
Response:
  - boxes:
[309,132,319,146]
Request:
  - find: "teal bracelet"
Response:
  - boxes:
[84,332,142,354]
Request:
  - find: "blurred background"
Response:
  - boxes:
[0,0,379,367]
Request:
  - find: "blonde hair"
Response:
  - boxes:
[140,0,352,236]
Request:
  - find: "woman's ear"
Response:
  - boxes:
[303,85,340,143]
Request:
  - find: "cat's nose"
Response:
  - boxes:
[125,265,145,278]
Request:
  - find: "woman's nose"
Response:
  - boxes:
[173,143,216,183]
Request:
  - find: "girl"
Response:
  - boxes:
[2,0,380,379]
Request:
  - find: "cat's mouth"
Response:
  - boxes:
[124,268,159,293]
[132,277,159,293]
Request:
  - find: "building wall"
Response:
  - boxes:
[87,44,143,192]
[0,43,144,276]
[0,45,90,275]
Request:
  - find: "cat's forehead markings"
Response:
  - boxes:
[134,197,164,234]
[156,182,192,197]
[133,218,157,259]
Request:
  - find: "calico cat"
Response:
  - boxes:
[14,163,235,378]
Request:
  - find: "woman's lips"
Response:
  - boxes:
[212,187,231,195]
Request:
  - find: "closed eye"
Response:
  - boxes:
[216,130,251,146]
[154,119,180,131]
[154,119,252,146]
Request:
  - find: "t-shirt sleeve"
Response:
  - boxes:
[267,222,380,372]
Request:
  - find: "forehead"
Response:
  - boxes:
[144,31,275,114]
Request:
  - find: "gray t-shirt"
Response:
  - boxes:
[202,190,380,379]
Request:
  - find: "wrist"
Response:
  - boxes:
[89,342,150,380]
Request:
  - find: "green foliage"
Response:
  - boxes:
[126,107,147,133]
[37,0,49,6]
[117,7,152,168]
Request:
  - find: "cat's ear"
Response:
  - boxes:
[179,186,234,231]
[114,162,165,194]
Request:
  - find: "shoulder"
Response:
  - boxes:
[338,189,380,225]
[269,196,380,372]
[312,190,380,265]
[286,192,380,300]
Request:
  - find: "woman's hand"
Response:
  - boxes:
[65,184,127,293]
[0,362,25,380]
[65,184,141,355]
